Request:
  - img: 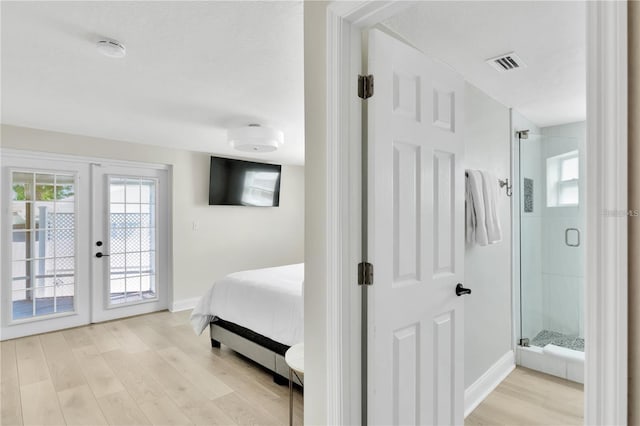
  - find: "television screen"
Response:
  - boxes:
[209,157,281,206]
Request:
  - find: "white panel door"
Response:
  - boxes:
[367,29,466,425]
[91,164,169,322]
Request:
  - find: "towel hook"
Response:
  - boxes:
[499,178,513,197]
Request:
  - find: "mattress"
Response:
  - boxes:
[190,263,304,346]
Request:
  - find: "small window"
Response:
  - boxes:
[547,151,579,207]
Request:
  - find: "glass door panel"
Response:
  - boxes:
[519,133,586,352]
[10,171,77,320]
[108,177,157,305]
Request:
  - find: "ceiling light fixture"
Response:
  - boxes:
[227,124,283,153]
[96,39,126,58]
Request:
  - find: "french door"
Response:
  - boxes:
[1,152,169,340]
[91,163,168,322]
[1,156,91,340]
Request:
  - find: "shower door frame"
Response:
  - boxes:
[326,0,628,425]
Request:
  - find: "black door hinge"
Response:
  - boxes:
[358,262,374,285]
[358,74,374,99]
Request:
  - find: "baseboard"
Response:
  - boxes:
[170,297,199,312]
[464,350,515,418]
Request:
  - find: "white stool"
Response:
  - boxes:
[284,343,304,426]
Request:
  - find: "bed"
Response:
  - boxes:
[190,263,304,385]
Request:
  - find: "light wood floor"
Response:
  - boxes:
[1,309,583,426]
[0,310,303,426]
[466,366,584,426]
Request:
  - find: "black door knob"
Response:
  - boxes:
[456,283,471,296]
[96,241,103,247]
[95,252,110,258]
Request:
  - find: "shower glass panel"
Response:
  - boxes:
[519,131,585,352]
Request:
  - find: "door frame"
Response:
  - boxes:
[324,1,628,425]
[0,148,174,339]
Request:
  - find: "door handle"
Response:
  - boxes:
[565,228,580,247]
[456,283,471,296]
[95,252,110,258]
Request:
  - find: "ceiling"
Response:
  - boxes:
[383,1,586,128]
[1,1,304,164]
[2,1,585,163]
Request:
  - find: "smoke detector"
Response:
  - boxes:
[96,39,126,58]
[486,52,526,72]
[227,124,284,153]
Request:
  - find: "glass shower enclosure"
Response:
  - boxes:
[516,123,586,381]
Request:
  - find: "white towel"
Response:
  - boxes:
[480,170,502,244]
[466,170,488,246]
[465,176,476,243]
[465,169,502,246]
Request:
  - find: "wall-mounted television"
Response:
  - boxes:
[209,156,281,206]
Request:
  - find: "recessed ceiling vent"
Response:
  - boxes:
[486,52,526,73]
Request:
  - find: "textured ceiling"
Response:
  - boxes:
[2,1,586,164]
[1,1,304,164]
[383,1,586,128]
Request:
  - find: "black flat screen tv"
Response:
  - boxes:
[209,157,281,206]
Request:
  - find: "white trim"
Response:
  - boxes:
[325,7,346,425]
[328,0,628,424]
[464,350,515,418]
[585,1,628,425]
[0,148,170,171]
[170,297,199,313]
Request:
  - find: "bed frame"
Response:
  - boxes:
[209,317,303,386]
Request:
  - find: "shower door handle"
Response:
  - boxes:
[565,228,580,247]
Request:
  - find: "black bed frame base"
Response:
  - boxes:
[209,320,302,387]
[211,338,291,386]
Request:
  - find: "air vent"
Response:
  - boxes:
[486,52,527,73]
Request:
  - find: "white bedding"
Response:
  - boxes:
[190,263,304,346]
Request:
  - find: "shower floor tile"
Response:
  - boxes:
[530,329,584,352]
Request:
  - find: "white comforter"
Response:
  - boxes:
[190,263,304,346]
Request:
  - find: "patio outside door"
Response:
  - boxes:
[1,155,91,340]
[91,163,169,323]
[1,153,169,340]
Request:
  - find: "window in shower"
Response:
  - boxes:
[547,150,579,207]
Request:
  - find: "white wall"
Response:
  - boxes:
[463,83,513,387]
[0,124,305,306]
[303,1,328,424]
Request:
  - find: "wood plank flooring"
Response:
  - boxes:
[466,366,584,426]
[0,310,303,426]
[1,309,583,426]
